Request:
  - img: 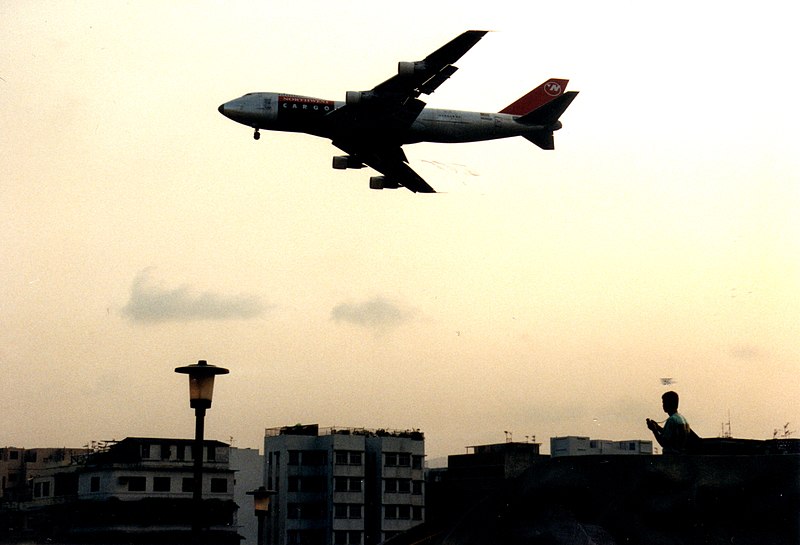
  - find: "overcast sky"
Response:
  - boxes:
[2,1,798,458]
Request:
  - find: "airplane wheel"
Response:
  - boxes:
[253,130,260,140]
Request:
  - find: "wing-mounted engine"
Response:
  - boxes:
[369,176,401,190]
[345,90,378,105]
[397,61,427,76]
[332,155,364,170]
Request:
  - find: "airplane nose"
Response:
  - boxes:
[218,103,226,115]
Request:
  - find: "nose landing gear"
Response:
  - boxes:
[253,129,261,140]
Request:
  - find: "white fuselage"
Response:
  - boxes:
[217,92,540,145]
[405,107,527,143]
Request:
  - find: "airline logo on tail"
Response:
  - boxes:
[499,78,568,115]
[544,81,563,96]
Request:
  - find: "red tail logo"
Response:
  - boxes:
[499,78,568,115]
[544,81,563,96]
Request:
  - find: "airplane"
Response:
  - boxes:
[217,30,578,193]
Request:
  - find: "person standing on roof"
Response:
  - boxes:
[646,391,691,454]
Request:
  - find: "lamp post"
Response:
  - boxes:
[175,359,229,535]
[246,486,275,545]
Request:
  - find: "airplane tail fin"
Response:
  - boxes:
[499,78,568,115]
[518,91,579,150]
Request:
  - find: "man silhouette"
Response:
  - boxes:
[646,391,691,454]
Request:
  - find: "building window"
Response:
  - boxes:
[336,451,363,465]
[140,444,151,459]
[412,455,423,469]
[90,476,100,492]
[288,450,301,465]
[385,453,412,467]
[33,481,51,498]
[154,477,171,492]
[9,450,19,460]
[161,444,172,459]
[207,446,216,462]
[336,504,362,519]
[385,479,411,493]
[210,478,227,493]
[385,505,411,519]
[335,531,362,545]
[335,477,362,492]
[182,477,194,493]
[412,481,423,495]
[126,477,146,492]
[290,476,326,493]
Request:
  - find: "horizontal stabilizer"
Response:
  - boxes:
[524,132,555,150]
[517,91,579,126]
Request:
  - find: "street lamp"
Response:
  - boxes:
[175,359,229,535]
[247,486,275,545]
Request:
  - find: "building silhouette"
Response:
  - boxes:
[263,424,425,545]
[550,436,653,457]
[1,438,239,543]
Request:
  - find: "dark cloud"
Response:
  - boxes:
[122,269,268,323]
[331,296,417,332]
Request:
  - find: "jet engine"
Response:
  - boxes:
[369,176,401,190]
[345,90,376,105]
[398,61,427,76]
[332,155,364,170]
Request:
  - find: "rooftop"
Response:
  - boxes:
[265,424,424,440]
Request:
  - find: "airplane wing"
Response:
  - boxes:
[324,31,488,193]
[371,30,489,102]
[326,30,488,126]
[332,141,436,193]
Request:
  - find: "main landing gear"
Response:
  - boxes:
[253,129,260,140]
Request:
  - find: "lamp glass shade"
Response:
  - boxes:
[247,487,275,514]
[253,494,271,514]
[175,360,229,409]
[189,374,215,405]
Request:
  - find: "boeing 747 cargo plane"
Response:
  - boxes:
[218,30,578,193]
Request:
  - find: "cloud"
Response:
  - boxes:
[728,344,766,362]
[122,269,268,323]
[330,296,417,332]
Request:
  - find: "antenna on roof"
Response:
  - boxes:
[720,411,732,438]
